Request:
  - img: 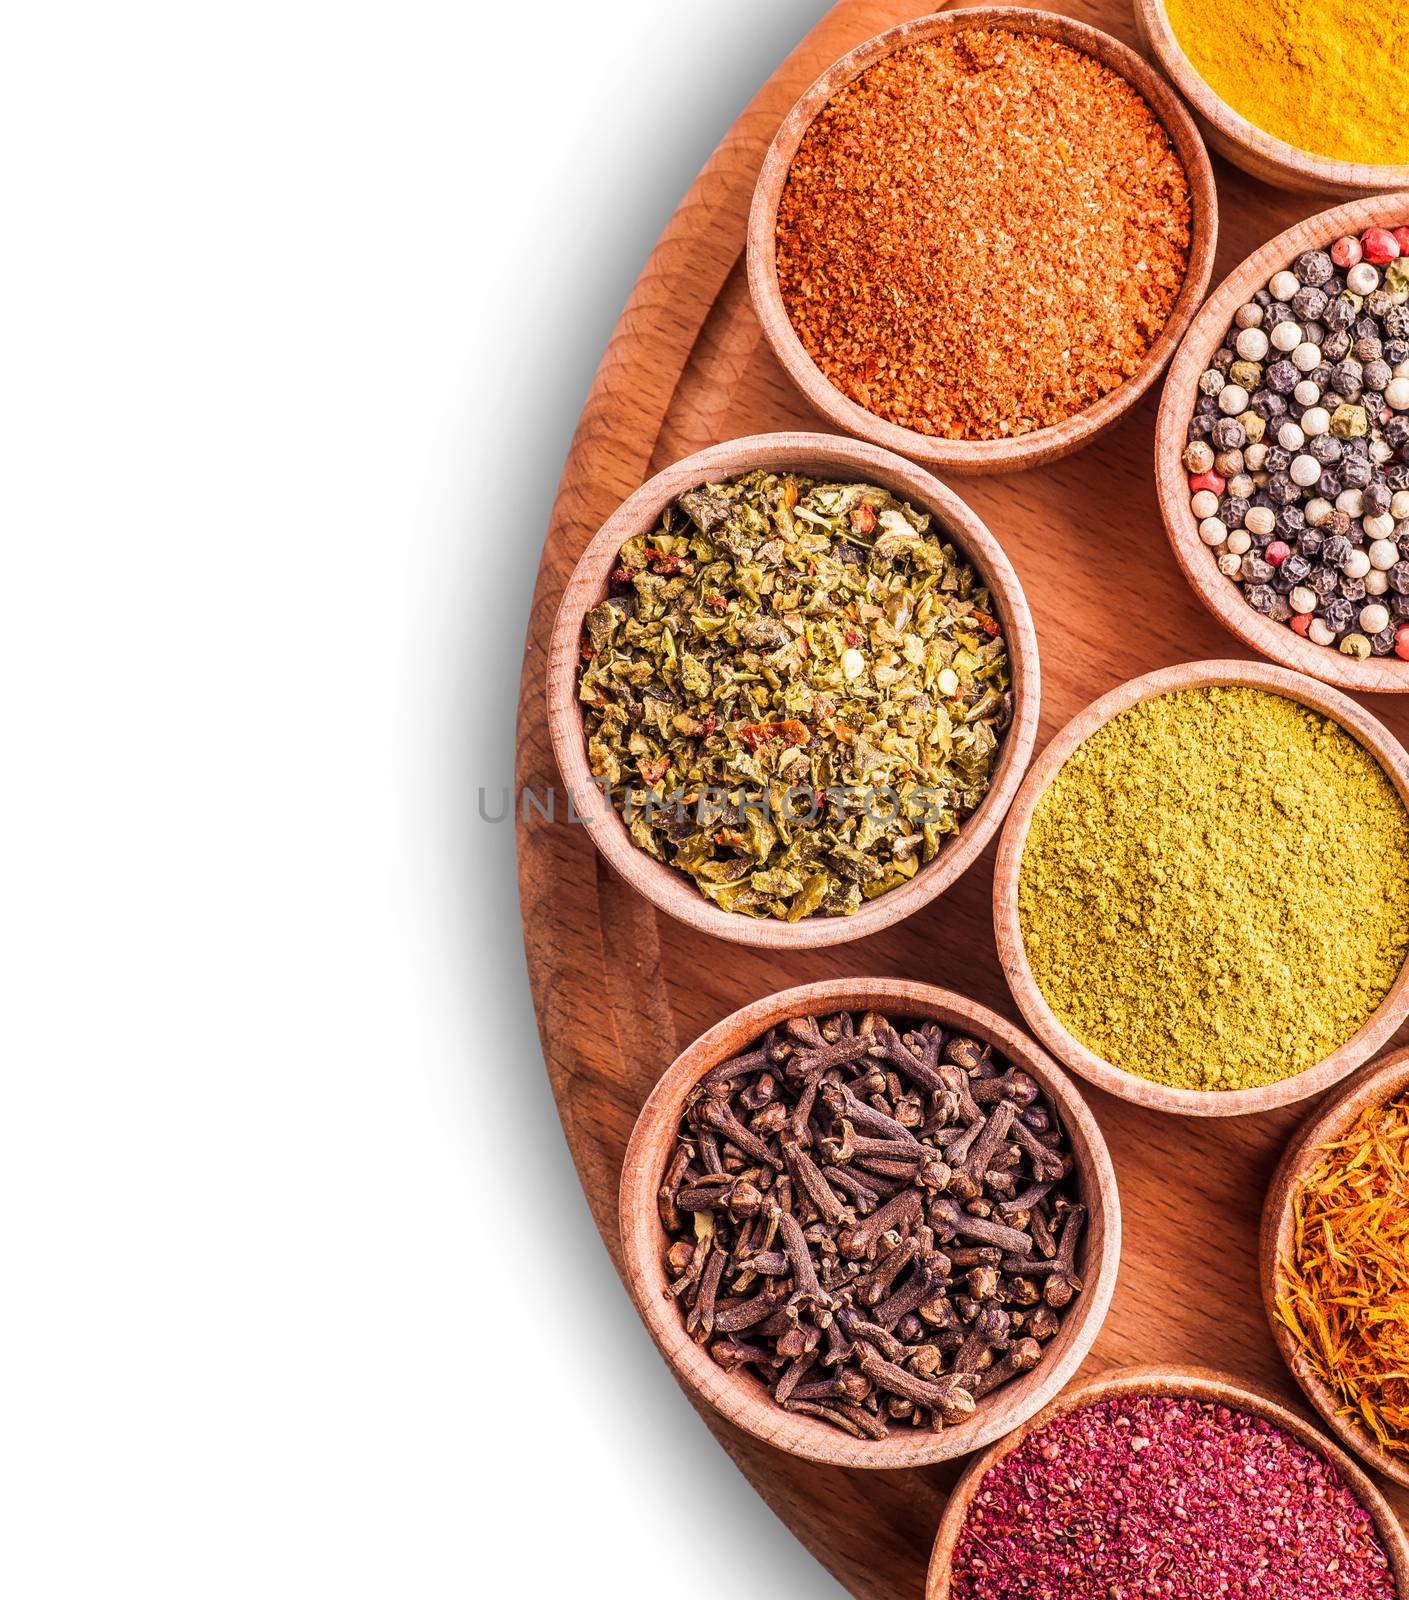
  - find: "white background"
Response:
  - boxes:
[1,1,849,1595]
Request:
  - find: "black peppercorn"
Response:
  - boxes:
[1322,534,1354,569]
[1332,360,1364,396]
[1268,472,1299,505]
[1309,433,1342,465]
[1385,306,1409,340]
[1325,296,1355,331]
[1297,527,1324,558]
[1322,330,1353,363]
[1244,583,1277,614]
[1223,497,1249,529]
[1354,335,1384,363]
[1295,250,1334,287]
[1241,555,1275,585]
[1251,390,1286,420]
[1394,591,1409,620]
[1340,576,1367,602]
[1265,360,1298,394]
[1291,285,1329,321]
[1372,625,1399,656]
[1390,561,1409,595]
[1365,482,1392,517]
[1264,446,1291,473]
[1340,454,1372,491]
[1322,596,1355,633]
[1309,565,1339,596]
[1212,418,1246,450]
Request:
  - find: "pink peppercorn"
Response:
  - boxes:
[1331,235,1363,268]
[1396,227,1409,256]
[1189,469,1226,495]
[1361,227,1401,265]
[1290,613,1312,637]
[1396,625,1409,661]
[951,1395,1396,1600]
[1265,540,1290,565]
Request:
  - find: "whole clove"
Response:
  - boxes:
[659,1009,1086,1439]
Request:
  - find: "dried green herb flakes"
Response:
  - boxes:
[577,471,1011,920]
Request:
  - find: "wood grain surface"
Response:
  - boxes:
[514,1,1409,1592]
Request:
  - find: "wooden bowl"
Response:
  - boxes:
[618,977,1121,1469]
[927,1363,1409,1596]
[545,432,1040,949]
[1261,1047,1409,1489]
[1134,0,1409,197]
[992,658,1409,1117]
[1155,193,1409,694]
[745,6,1217,477]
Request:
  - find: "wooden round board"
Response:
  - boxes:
[514,1,1409,1592]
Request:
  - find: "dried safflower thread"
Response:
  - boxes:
[951,1394,1396,1598]
[775,29,1192,441]
[1278,1094,1409,1459]
[1018,686,1409,1090]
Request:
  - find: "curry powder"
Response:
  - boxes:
[1166,0,1409,167]
[1018,687,1409,1091]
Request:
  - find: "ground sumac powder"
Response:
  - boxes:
[775,29,1192,440]
[950,1394,1396,1599]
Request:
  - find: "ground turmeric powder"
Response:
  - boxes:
[1166,0,1409,167]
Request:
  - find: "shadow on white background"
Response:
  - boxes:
[3,2,846,1595]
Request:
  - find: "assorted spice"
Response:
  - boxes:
[1184,226,1409,658]
[659,1009,1085,1439]
[1277,1094,1409,1462]
[1166,0,1409,167]
[1018,685,1409,1091]
[577,470,1011,920]
[950,1394,1396,1598]
[774,28,1192,441]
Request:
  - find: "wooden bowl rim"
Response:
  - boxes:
[744,5,1218,477]
[1155,192,1409,695]
[991,658,1409,1116]
[617,977,1122,1469]
[926,1362,1409,1597]
[1135,0,1409,195]
[1260,1046,1409,1489]
[544,431,1041,949]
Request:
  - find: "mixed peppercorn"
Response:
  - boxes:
[1185,225,1409,659]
